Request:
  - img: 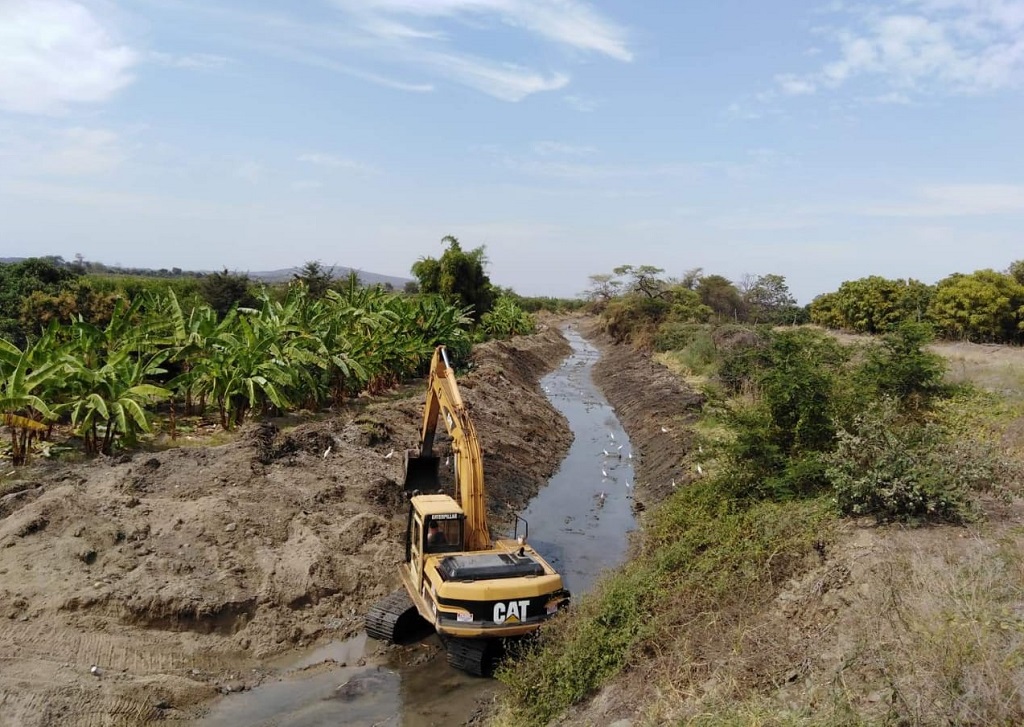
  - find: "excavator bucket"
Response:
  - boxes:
[403,449,441,492]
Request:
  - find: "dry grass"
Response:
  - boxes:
[822,327,1024,396]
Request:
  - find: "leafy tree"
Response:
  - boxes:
[0,258,81,344]
[743,274,799,324]
[412,235,495,322]
[928,269,1024,342]
[613,265,669,299]
[810,276,933,333]
[583,273,622,308]
[697,274,743,320]
[679,267,704,290]
[200,269,258,318]
[826,400,980,523]
[1008,259,1024,286]
[665,287,712,323]
[293,260,334,298]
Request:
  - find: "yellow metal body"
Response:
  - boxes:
[402,346,568,639]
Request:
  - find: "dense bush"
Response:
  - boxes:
[856,321,946,409]
[480,296,536,340]
[825,399,989,522]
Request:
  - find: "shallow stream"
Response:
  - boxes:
[198,325,636,726]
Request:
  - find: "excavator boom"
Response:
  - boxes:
[403,346,490,550]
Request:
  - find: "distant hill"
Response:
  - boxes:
[248,266,411,289]
[0,257,412,289]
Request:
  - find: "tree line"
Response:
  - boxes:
[585,261,1024,344]
[810,264,1024,343]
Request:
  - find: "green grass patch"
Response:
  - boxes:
[494,480,833,726]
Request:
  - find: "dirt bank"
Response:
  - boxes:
[0,328,571,726]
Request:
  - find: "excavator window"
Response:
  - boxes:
[425,515,463,553]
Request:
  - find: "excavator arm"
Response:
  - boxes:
[404,346,491,551]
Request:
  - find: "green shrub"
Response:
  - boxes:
[857,321,946,410]
[824,399,989,523]
[479,296,536,340]
[654,322,707,352]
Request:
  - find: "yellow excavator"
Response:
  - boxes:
[365,345,570,675]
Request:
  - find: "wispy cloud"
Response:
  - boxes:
[865,184,1024,217]
[150,1,628,102]
[148,51,231,70]
[505,158,701,183]
[771,1,1024,101]
[297,153,379,174]
[235,161,263,184]
[0,124,127,177]
[328,0,630,100]
[334,0,633,61]
[0,0,138,114]
[40,128,125,175]
[532,141,597,156]
[416,51,568,101]
[563,94,601,112]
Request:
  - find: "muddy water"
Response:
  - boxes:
[198,325,636,726]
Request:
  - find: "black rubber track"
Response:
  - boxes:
[364,589,419,644]
[444,637,502,677]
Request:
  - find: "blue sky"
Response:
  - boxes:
[1,0,1022,303]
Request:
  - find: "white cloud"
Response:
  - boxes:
[159,1,625,102]
[0,0,137,114]
[420,52,569,101]
[297,153,378,174]
[235,161,263,184]
[775,73,817,95]
[505,157,700,183]
[772,1,1024,100]
[328,0,628,100]
[866,184,1024,216]
[257,42,436,93]
[532,141,597,156]
[563,94,600,112]
[149,52,231,71]
[0,124,126,177]
[39,128,124,175]
[337,0,633,61]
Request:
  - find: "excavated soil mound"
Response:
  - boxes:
[0,328,571,726]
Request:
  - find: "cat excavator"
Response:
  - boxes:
[365,345,570,675]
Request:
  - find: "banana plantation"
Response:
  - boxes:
[0,284,475,464]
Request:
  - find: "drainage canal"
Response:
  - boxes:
[198,324,637,726]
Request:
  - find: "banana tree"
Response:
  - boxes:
[149,291,221,415]
[0,332,63,464]
[63,346,171,455]
[189,314,295,429]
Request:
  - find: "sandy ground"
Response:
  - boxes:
[0,328,574,726]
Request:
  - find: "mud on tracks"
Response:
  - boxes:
[0,327,571,726]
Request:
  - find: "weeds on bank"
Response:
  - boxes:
[494,482,832,727]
